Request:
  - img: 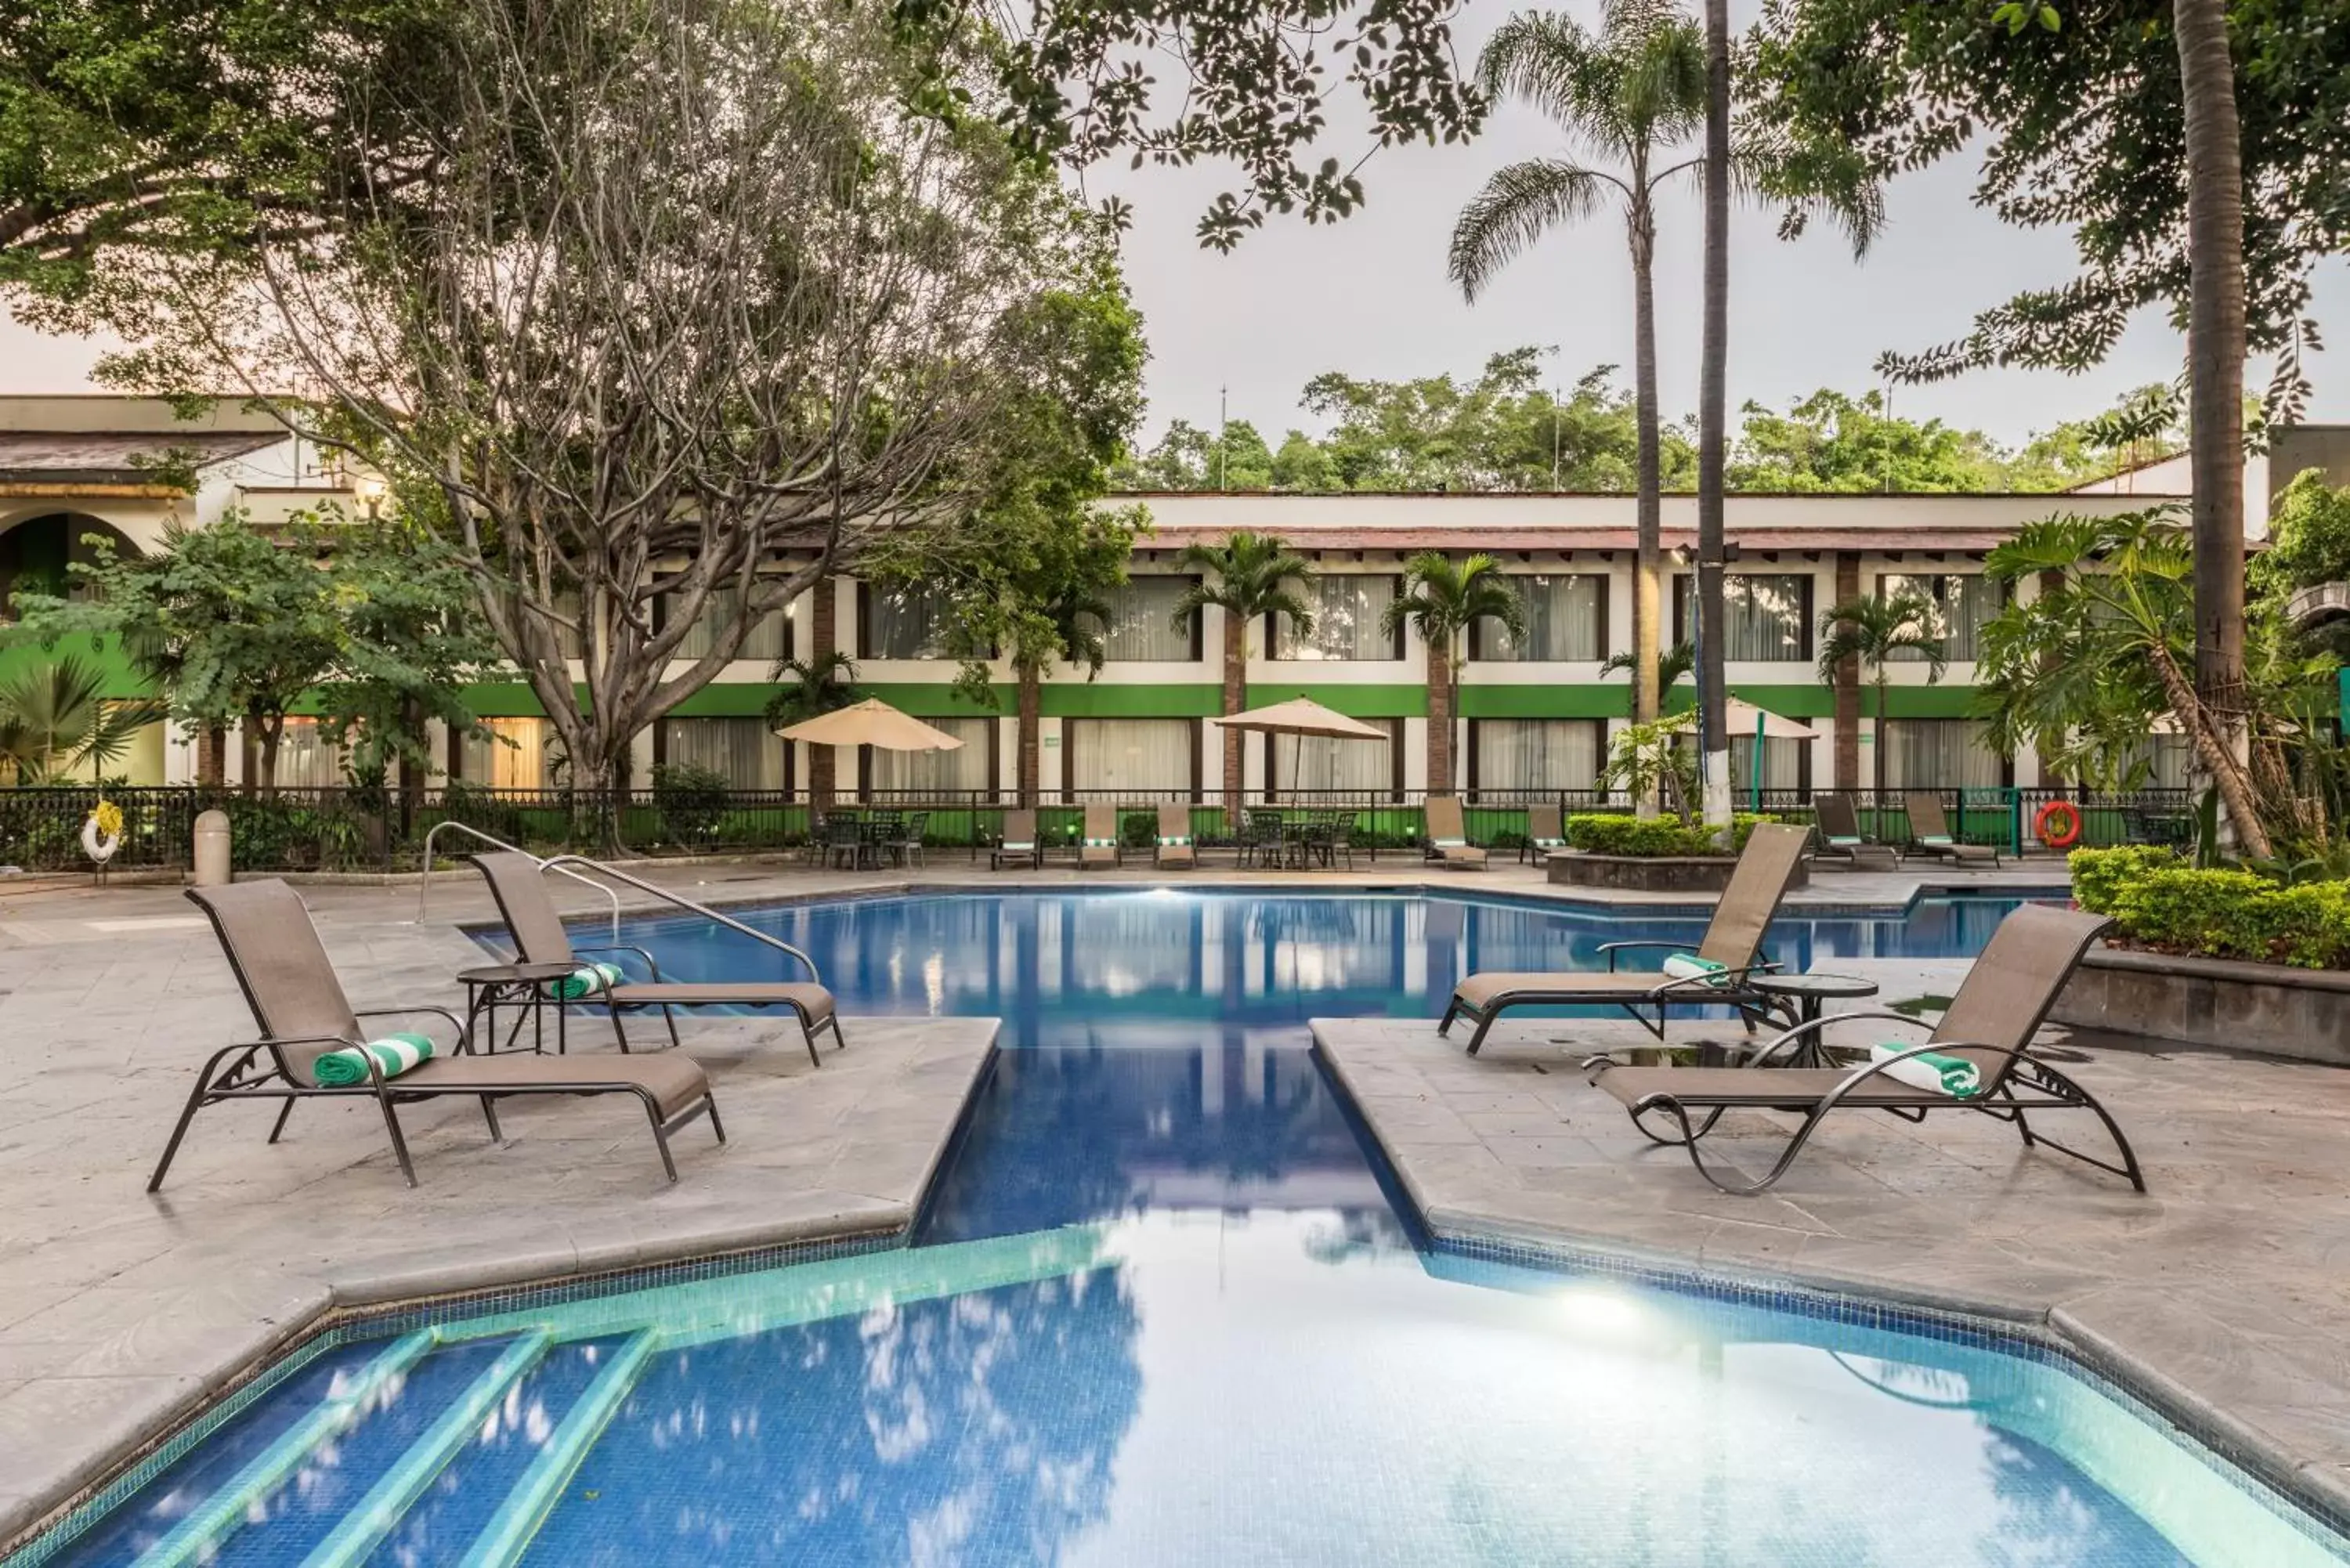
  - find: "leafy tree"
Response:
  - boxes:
[1731,389,2012,493]
[2254,470,2350,599]
[1119,418,1272,490]
[1448,1,1705,742]
[0,654,161,785]
[1598,639,1694,703]
[1269,432,1339,492]
[1382,552,1528,795]
[1815,591,1947,801]
[1172,533,1316,804]
[763,654,862,731]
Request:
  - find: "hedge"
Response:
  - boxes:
[2069,847,2350,970]
[1564,813,1776,858]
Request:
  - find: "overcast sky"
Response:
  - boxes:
[5,0,2344,450]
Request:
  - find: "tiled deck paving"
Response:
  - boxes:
[5,853,2342,1549]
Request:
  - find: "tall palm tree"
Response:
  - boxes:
[1449,2,1703,746]
[1598,639,1694,706]
[1008,585,1112,807]
[1383,553,1528,795]
[1171,533,1316,806]
[1695,0,1733,832]
[1815,592,1947,802]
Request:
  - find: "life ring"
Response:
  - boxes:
[81,816,121,863]
[2034,799,2083,851]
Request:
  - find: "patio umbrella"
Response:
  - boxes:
[1725,696,1811,811]
[776,698,966,751]
[1213,697,1385,804]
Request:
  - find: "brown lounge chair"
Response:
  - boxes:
[1812,793,1899,871]
[992,807,1043,870]
[1585,903,2142,1195]
[1439,822,1810,1054]
[1155,804,1198,869]
[1520,803,1567,865]
[156,880,720,1190]
[1079,803,1123,869]
[1904,789,2002,867]
[1423,796,1488,869]
[470,851,841,1068]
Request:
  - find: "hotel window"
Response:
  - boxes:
[1468,719,1603,792]
[458,717,562,789]
[1730,733,1810,793]
[1880,719,2008,789]
[1878,573,2001,663]
[1089,576,1200,662]
[1472,576,1605,662]
[1673,573,1814,661]
[864,717,994,794]
[1064,717,1197,793]
[262,717,343,789]
[2120,734,2195,790]
[658,716,790,789]
[860,582,953,660]
[1271,575,1401,661]
[1266,717,1401,796]
[663,584,793,663]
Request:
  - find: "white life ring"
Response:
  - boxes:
[82,815,121,864]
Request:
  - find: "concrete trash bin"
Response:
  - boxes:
[193,809,232,887]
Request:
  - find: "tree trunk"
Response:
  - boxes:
[808,580,837,815]
[1873,674,1889,802]
[1017,663,1041,808]
[1630,186,1665,818]
[1695,0,1734,835]
[197,723,227,789]
[2147,638,2271,858]
[1833,554,1862,789]
[1427,650,1454,797]
[255,718,281,797]
[2174,0,2250,844]
[1219,608,1247,815]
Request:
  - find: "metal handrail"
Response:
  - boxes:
[539,853,821,984]
[414,820,623,943]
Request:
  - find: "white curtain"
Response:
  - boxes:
[1676,574,1813,661]
[1479,576,1603,662]
[1472,719,1602,791]
[667,586,792,663]
[1091,577,1197,662]
[1729,733,1806,791]
[662,717,787,788]
[866,583,950,659]
[270,718,342,788]
[461,717,559,788]
[1882,719,2005,788]
[868,717,992,792]
[1272,576,1397,660]
[1273,721,1396,793]
[1068,718,1192,791]
[1880,573,2001,663]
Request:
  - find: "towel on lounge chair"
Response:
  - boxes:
[313,1032,436,1086]
[1869,1042,1983,1097]
[1660,952,1729,986]
[548,960,624,999]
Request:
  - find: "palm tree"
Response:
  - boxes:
[1815,592,1947,802]
[1383,553,1528,795]
[1695,0,1733,831]
[1597,639,1694,706]
[1008,585,1112,807]
[1449,2,1703,745]
[0,655,161,785]
[1171,533,1316,806]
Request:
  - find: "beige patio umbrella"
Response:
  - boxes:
[1724,695,1811,808]
[1213,697,1385,804]
[776,697,966,751]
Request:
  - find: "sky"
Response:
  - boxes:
[3,0,2344,453]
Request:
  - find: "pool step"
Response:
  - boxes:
[455,1329,660,1568]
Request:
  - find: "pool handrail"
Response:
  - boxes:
[538,852,822,985]
[414,820,623,944]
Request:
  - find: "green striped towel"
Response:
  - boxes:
[1828,834,1863,847]
[1660,952,1730,987]
[1083,836,1118,848]
[1533,836,1564,848]
[1433,836,1467,848]
[1000,840,1034,852]
[1870,1042,1982,1097]
[1161,835,1192,847]
[1919,833,1953,846]
[313,1032,434,1087]
[547,960,624,999]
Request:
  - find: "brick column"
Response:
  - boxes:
[1833,551,1862,789]
[809,580,837,811]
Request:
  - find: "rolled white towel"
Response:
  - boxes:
[1868,1042,1983,1097]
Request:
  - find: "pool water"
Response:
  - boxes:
[22,890,2348,1568]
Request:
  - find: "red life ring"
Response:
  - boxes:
[2034,799,2084,851]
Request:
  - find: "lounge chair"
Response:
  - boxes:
[1520,803,1567,865]
[470,851,841,1068]
[1423,796,1489,869]
[1584,903,2141,1195]
[1904,790,2001,867]
[156,880,721,1190]
[1812,793,1898,871]
[1155,804,1198,869]
[1438,822,1810,1054]
[1079,803,1123,869]
[991,807,1043,870]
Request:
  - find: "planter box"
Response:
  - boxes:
[2050,946,2350,1066]
[1547,851,1809,894]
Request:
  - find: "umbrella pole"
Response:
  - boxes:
[1752,708,1764,813]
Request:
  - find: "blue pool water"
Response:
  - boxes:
[23,889,2348,1568]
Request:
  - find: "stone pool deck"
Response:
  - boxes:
[1311,976,2350,1524]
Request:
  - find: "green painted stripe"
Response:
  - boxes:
[134,1331,439,1568]
[457,1330,658,1568]
[1038,681,1222,717]
[1242,681,1427,718]
[294,1331,554,1568]
[1454,685,1622,719]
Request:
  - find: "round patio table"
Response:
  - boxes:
[457,962,580,1057]
[1747,972,1878,1065]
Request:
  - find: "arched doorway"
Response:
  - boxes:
[0,511,139,616]
[0,513,164,784]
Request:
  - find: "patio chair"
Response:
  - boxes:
[1903,790,2001,868]
[1079,803,1123,869]
[889,811,930,869]
[1239,808,1289,869]
[1438,822,1810,1054]
[1155,804,1198,869]
[1520,803,1567,865]
[1423,796,1489,870]
[469,851,841,1067]
[1583,903,2142,1195]
[992,807,1043,870]
[156,880,721,1190]
[1812,793,1899,871]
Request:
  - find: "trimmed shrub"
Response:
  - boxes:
[2070,847,2350,969]
[2068,845,2184,914]
[1564,813,1776,858]
[650,762,731,844]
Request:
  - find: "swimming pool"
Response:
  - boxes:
[20,889,2348,1566]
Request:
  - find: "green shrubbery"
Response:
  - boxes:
[2070,847,2350,969]
[1564,813,1775,858]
